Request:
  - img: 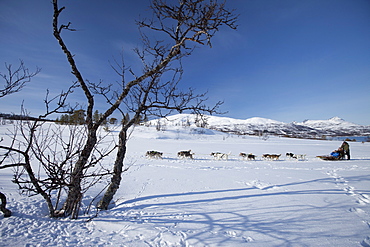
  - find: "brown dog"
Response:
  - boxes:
[263,154,281,160]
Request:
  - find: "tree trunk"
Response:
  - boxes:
[59,174,83,219]
[97,128,127,210]
[59,131,97,218]
[0,192,12,217]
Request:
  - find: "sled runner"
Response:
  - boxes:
[316,155,342,161]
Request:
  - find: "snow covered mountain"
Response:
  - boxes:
[146,114,370,139]
[298,117,366,135]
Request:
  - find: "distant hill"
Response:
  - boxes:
[146,114,370,139]
[0,113,53,122]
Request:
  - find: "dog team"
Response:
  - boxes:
[146,150,306,161]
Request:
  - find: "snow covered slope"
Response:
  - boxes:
[299,117,369,136]
[1,123,370,246]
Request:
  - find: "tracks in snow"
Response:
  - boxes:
[326,169,370,205]
[326,169,370,246]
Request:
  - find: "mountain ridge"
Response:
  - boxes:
[147,114,370,139]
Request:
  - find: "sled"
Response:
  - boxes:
[316,155,342,161]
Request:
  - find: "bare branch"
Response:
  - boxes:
[0,60,40,98]
[1,0,237,217]
[52,0,94,127]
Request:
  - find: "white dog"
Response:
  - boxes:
[211,152,231,160]
[293,154,306,160]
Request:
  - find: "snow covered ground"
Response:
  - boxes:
[1,124,370,246]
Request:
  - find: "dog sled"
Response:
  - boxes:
[317,149,344,161]
[316,155,342,161]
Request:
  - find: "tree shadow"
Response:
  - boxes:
[92,175,370,246]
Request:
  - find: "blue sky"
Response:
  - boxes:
[1,0,369,125]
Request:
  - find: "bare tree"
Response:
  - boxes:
[95,0,237,210]
[0,0,237,219]
[55,0,236,218]
[0,60,40,217]
[0,83,82,218]
[0,104,116,218]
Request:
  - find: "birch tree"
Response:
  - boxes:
[53,0,237,218]
[0,0,237,219]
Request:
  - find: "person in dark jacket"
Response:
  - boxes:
[340,141,350,160]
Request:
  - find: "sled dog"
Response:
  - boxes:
[263,154,281,160]
[178,150,193,159]
[293,154,306,160]
[240,153,256,160]
[146,150,163,159]
[211,152,231,160]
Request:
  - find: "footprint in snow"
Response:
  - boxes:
[357,194,370,205]
[243,236,254,242]
[224,230,237,237]
[246,180,279,191]
[361,236,370,247]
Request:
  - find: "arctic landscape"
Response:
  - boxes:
[1,114,370,246]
